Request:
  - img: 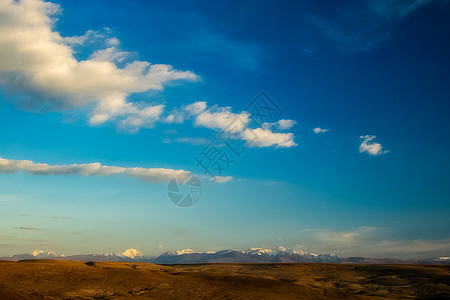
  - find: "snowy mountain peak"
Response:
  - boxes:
[162,249,201,256]
[176,249,198,255]
[291,249,315,256]
[245,246,316,257]
[275,246,287,252]
[32,250,58,258]
[246,248,274,256]
[121,248,143,259]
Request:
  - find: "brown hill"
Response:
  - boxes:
[0,260,449,299]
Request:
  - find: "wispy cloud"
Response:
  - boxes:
[163,137,211,146]
[298,226,450,258]
[359,135,390,156]
[147,10,262,71]
[187,29,261,71]
[46,216,72,220]
[164,129,178,135]
[0,194,23,202]
[14,226,37,230]
[301,0,438,54]
[302,228,330,232]
[210,176,233,183]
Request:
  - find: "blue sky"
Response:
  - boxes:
[0,0,449,259]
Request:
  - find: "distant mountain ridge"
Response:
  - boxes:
[153,246,344,264]
[1,247,448,265]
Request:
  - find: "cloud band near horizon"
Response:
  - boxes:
[0,156,190,183]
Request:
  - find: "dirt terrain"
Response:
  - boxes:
[0,260,449,299]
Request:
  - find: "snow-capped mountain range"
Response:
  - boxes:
[30,249,146,260]
[118,248,145,260]
[0,248,151,263]
[31,249,60,259]
[0,247,448,265]
[152,246,344,264]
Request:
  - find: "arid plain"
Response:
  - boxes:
[0,260,449,299]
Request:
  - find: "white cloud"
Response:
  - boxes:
[0,0,198,130]
[194,105,250,133]
[276,119,297,130]
[359,135,390,156]
[0,0,298,149]
[302,228,330,232]
[313,127,329,133]
[163,101,249,133]
[90,47,129,63]
[163,113,185,124]
[0,0,299,147]
[177,102,297,148]
[185,101,207,115]
[62,29,108,46]
[104,103,165,132]
[263,119,297,130]
[0,156,189,183]
[210,176,233,183]
[162,102,207,124]
[106,37,120,47]
[243,128,297,148]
